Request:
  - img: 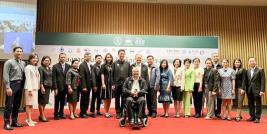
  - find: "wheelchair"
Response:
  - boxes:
[119,97,148,128]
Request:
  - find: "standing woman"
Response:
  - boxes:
[233,59,246,122]
[182,58,195,118]
[158,59,173,118]
[171,58,184,118]
[24,53,40,127]
[38,56,52,122]
[66,60,81,120]
[192,58,204,118]
[218,59,236,121]
[101,53,114,118]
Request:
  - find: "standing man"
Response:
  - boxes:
[91,54,103,117]
[212,52,222,118]
[52,53,70,120]
[79,52,93,118]
[3,47,25,130]
[246,57,265,123]
[130,54,149,82]
[146,55,160,118]
[112,49,130,119]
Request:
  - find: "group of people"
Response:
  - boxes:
[2,46,266,131]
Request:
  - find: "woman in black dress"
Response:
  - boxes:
[66,60,81,120]
[100,53,114,118]
[233,58,247,122]
[38,56,52,122]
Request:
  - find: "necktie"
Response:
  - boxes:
[62,64,65,72]
[251,69,254,78]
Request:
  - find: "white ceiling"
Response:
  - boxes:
[87,0,267,6]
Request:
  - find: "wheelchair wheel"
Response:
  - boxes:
[142,117,148,127]
[119,118,126,127]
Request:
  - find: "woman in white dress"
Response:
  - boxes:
[24,53,40,127]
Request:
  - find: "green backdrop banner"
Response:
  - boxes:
[35,32,218,48]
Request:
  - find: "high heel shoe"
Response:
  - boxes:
[25,120,35,127]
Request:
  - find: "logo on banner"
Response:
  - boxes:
[113,37,123,46]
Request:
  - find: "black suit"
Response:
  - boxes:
[212,63,222,116]
[112,60,131,115]
[52,62,70,117]
[246,67,265,120]
[79,61,93,115]
[91,63,102,113]
[130,63,149,83]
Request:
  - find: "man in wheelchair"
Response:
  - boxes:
[120,67,148,127]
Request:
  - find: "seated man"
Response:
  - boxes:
[123,67,147,125]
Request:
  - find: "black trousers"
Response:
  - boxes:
[214,96,222,116]
[247,92,262,119]
[147,87,158,115]
[115,84,125,115]
[126,96,146,119]
[90,84,102,113]
[54,89,67,117]
[4,80,23,124]
[192,83,203,115]
[80,87,91,115]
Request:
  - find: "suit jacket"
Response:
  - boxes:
[123,77,147,97]
[246,67,265,95]
[24,65,40,91]
[202,68,220,92]
[235,68,247,90]
[66,68,80,90]
[112,60,131,85]
[181,68,195,92]
[130,63,149,83]
[52,62,70,91]
[212,63,222,70]
[92,63,102,87]
[79,61,93,89]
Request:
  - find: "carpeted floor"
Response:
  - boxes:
[0,108,266,134]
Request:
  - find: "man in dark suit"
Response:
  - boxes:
[212,52,222,118]
[112,49,131,119]
[52,53,70,120]
[130,54,149,82]
[79,52,93,118]
[246,57,265,123]
[91,54,103,117]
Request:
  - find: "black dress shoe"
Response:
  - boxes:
[89,114,96,118]
[151,113,157,118]
[215,114,221,118]
[54,116,60,120]
[4,124,13,130]
[247,117,255,122]
[254,119,260,123]
[80,114,88,118]
[11,122,23,127]
[97,112,103,116]
[116,113,122,119]
[59,116,66,119]
[195,114,201,118]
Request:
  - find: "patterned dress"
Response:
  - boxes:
[218,68,236,99]
[158,69,173,104]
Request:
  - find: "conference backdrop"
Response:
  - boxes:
[35,32,218,108]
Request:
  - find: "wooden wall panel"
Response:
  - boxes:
[1,0,267,106]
